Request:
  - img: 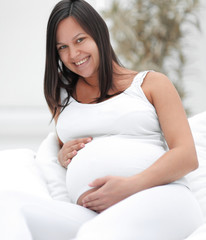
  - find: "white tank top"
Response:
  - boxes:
[56,71,188,203]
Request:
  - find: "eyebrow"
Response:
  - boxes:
[56,33,85,45]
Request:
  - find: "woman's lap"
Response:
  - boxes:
[0,184,203,240]
[0,191,97,240]
[74,184,204,240]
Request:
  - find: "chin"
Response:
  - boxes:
[79,72,97,79]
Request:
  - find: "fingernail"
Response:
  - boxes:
[87,138,92,142]
[80,143,85,148]
[73,150,77,155]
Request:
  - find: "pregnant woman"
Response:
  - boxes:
[44,0,203,239]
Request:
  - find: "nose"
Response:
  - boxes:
[69,45,80,59]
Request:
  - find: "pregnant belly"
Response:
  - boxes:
[66,136,166,203]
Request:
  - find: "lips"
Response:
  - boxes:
[74,57,89,66]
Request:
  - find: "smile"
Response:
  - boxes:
[75,57,89,66]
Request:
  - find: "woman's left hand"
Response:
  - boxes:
[82,176,134,213]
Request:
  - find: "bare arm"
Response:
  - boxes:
[129,71,198,193]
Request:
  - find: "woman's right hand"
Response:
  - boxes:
[58,137,92,168]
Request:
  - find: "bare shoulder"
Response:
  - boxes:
[142,71,176,105]
[143,71,172,88]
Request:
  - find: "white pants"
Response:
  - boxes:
[0,184,204,240]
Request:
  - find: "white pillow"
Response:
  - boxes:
[0,148,50,199]
[187,111,206,221]
[35,132,71,202]
[185,223,206,240]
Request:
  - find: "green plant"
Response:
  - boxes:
[102,0,200,111]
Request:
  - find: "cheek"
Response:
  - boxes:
[59,54,71,68]
[87,41,99,59]
[92,46,99,64]
[59,53,67,63]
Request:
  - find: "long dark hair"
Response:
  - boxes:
[44,0,121,118]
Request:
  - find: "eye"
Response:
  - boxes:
[58,45,67,51]
[76,37,85,43]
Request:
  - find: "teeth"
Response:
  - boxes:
[75,57,88,66]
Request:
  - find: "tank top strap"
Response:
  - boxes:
[125,70,153,102]
[132,70,152,87]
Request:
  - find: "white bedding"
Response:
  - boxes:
[0,149,50,199]
[185,112,206,239]
[0,111,206,239]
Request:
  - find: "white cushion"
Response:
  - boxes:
[35,132,71,202]
[185,223,206,240]
[187,111,206,221]
[0,148,50,199]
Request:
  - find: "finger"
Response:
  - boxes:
[83,199,105,212]
[64,150,77,162]
[63,141,87,160]
[62,143,83,158]
[65,137,92,148]
[83,198,100,208]
[88,205,106,213]
[63,140,90,160]
[75,137,92,144]
[82,191,100,204]
[69,142,86,152]
[60,137,92,166]
[63,159,71,168]
[89,176,110,188]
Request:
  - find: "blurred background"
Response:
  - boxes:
[0,0,206,151]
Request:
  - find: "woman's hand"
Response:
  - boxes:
[82,176,135,213]
[58,137,92,168]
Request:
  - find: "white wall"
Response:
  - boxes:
[0,0,100,107]
[0,0,205,151]
[182,1,206,114]
[0,0,97,150]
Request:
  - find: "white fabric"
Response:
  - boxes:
[184,111,206,240]
[0,204,33,240]
[35,133,71,202]
[185,223,206,240]
[0,148,50,199]
[57,71,187,203]
[0,191,97,240]
[0,185,202,240]
[74,184,203,240]
[187,112,206,221]
[0,111,205,239]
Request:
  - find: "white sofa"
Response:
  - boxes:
[0,111,205,239]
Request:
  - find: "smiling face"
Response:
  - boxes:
[56,16,100,81]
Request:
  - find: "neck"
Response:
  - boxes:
[80,76,99,89]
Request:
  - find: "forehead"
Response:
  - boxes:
[56,16,86,42]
